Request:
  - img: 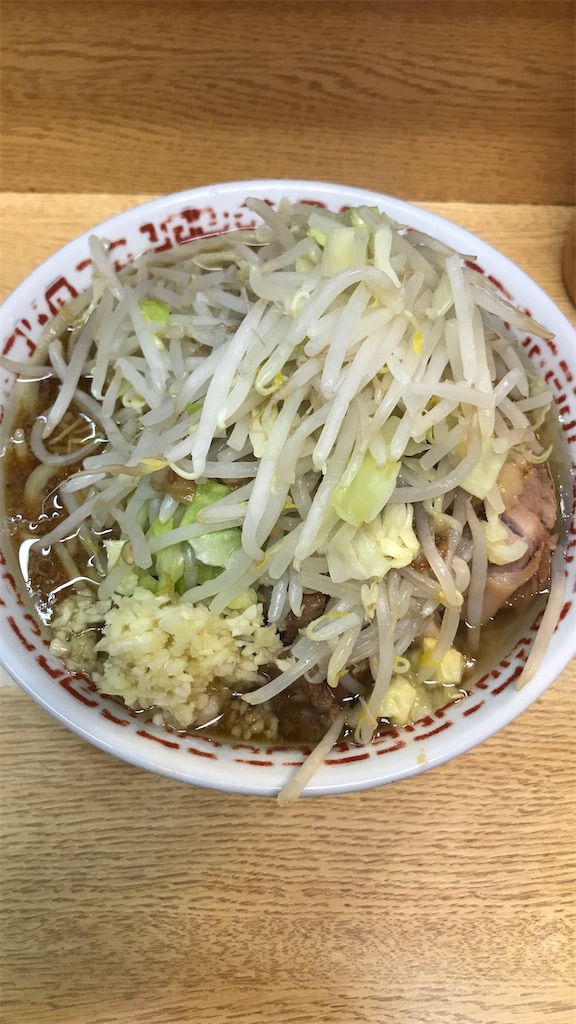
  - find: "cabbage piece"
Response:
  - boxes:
[189,528,242,567]
[143,483,235,585]
[349,207,379,230]
[307,212,343,248]
[378,675,417,726]
[321,227,369,277]
[181,481,231,527]
[197,564,223,585]
[150,514,173,537]
[155,544,185,592]
[326,504,420,582]
[418,638,465,685]
[139,299,170,324]
[147,516,185,590]
[308,226,327,247]
[103,539,125,570]
[460,437,507,499]
[227,587,259,611]
[178,482,240,566]
[332,450,400,527]
[373,224,401,288]
[136,574,159,593]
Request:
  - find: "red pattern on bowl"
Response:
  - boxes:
[1,180,575,797]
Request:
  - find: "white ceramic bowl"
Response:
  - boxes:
[1,180,575,797]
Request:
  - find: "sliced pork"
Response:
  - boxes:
[481,463,557,622]
[280,592,329,645]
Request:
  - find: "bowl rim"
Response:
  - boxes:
[1,178,575,797]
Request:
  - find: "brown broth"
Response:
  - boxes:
[6,394,76,609]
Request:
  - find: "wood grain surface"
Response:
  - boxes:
[1,0,574,204]
[0,678,574,1024]
[0,197,575,1024]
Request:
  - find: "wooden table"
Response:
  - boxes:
[0,196,574,1024]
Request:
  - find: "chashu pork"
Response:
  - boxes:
[481,462,557,622]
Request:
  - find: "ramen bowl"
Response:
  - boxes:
[0,180,575,797]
